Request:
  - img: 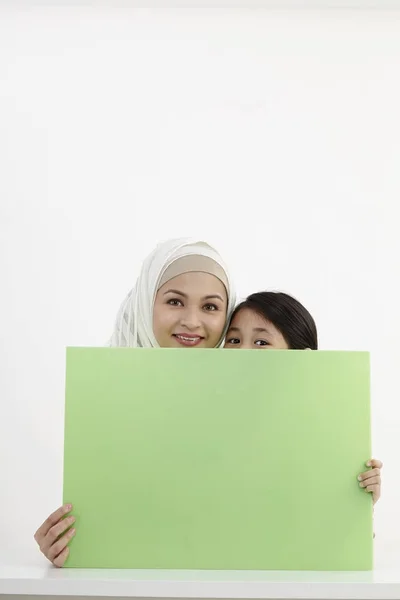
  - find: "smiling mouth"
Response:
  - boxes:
[173,334,204,347]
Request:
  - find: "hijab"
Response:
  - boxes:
[109,238,236,347]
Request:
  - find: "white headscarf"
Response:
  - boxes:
[109,238,236,348]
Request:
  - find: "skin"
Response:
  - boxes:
[34,505,75,567]
[224,308,289,350]
[153,272,228,349]
[34,271,228,567]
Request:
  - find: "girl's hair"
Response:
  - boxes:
[231,291,318,350]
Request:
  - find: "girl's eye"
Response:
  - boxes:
[167,299,183,307]
[204,303,218,311]
[226,338,240,345]
[255,340,269,346]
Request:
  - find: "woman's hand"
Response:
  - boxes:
[34,504,75,567]
[358,459,382,505]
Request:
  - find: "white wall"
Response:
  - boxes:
[0,4,399,567]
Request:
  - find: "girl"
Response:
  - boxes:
[34,238,236,566]
[224,290,382,505]
[225,291,318,350]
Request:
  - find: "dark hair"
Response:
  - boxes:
[230,291,318,350]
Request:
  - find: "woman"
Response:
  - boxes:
[34,238,236,566]
[108,237,236,348]
[224,291,382,505]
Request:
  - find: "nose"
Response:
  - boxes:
[179,306,202,331]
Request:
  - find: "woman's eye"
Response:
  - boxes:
[167,299,183,307]
[204,303,218,311]
[255,340,269,346]
[227,338,240,345]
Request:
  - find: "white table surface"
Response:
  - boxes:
[1,566,400,600]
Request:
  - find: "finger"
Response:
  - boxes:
[359,475,381,488]
[358,468,380,482]
[366,459,383,469]
[53,546,70,568]
[48,527,76,561]
[365,484,380,503]
[34,504,72,544]
[40,516,76,555]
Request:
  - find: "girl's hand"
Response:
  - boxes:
[34,504,75,567]
[358,459,382,505]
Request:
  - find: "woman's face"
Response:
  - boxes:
[153,272,228,348]
[224,308,289,350]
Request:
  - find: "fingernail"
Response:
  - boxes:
[366,461,371,467]
[359,482,364,487]
[358,475,362,481]
[68,528,76,537]
[64,504,72,512]
[68,516,75,525]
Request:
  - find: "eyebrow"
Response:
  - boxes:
[163,289,225,302]
[163,289,187,297]
[227,326,271,335]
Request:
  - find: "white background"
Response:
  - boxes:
[0,3,399,567]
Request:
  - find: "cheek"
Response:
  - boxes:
[223,342,235,349]
[207,312,227,339]
[273,337,289,349]
[152,304,171,335]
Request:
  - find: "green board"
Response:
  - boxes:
[63,348,373,570]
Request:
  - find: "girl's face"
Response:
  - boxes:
[224,308,289,350]
[153,272,228,348]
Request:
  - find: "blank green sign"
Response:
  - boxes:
[63,348,372,570]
